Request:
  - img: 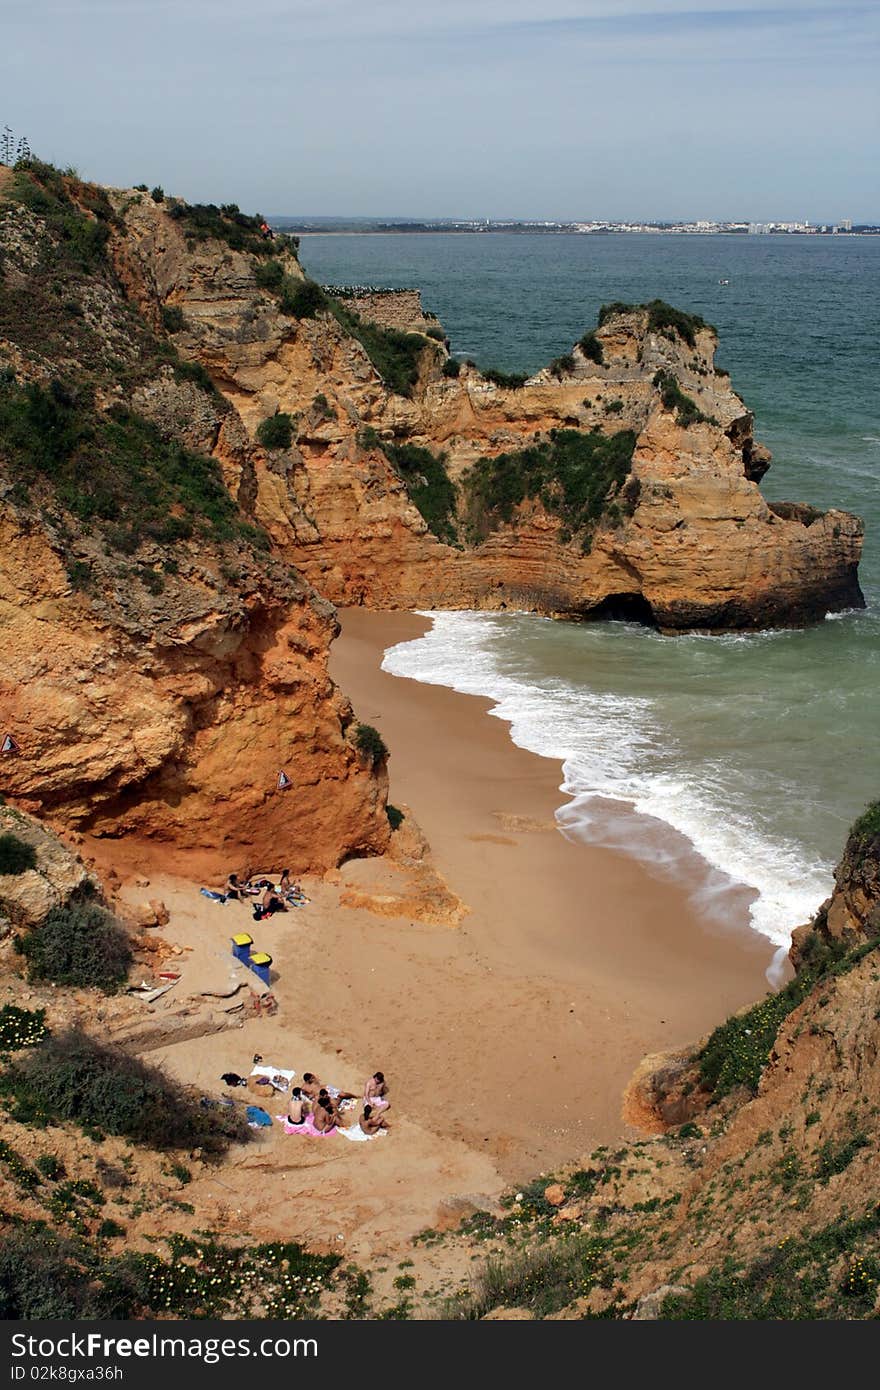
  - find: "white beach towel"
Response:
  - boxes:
[250,1064,296,1090]
[338,1123,387,1142]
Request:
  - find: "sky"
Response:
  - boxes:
[2,1,878,220]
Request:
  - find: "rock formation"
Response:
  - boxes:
[0,167,388,870]
[108,193,864,631]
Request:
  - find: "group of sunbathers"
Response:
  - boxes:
[286,1070,391,1137]
[223,868,309,914]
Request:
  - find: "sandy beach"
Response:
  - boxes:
[94,606,775,1272]
[327,610,773,1147]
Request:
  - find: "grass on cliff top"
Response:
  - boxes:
[0,1027,250,1154]
[698,933,880,1098]
[166,200,280,259]
[380,441,458,543]
[461,427,637,549]
[597,299,713,347]
[0,1220,342,1320]
[0,372,259,558]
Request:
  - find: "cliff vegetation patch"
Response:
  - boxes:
[461,427,637,549]
[167,200,279,259]
[15,897,133,993]
[0,373,257,556]
[380,441,458,542]
[653,370,717,428]
[1,1028,250,1154]
[698,933,880,1098]
[597,298,713,347]
[0,833,37,876]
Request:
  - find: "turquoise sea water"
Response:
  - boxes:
[301,234,879,956]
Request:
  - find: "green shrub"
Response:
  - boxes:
[150,187,164,203]
[173,358,216,394]
[170,1162,192,1185]
[596,300,712,347]
[550,354,576,378]
[0,377,248,552]
[425,325,446,341]
[849,801,880,861]
[699,936,879,1097]
[161,305,186,333]
[442,358,461,378]
[653,370,715,428]
[35,1153,65,1180]
[256,412,293,450]
[597,301,637,326]
[578,331,604,364]
[604,398,624,414]
[328,300,428,398]
[353,724,388,767]
[0,1004,47,1051]
[312,393,333,419]
[98,1219,126,1239]
[482,367,528,390]
[254,259,285,290]
[381,441,457,542]
[1,1028,251,1153]
[462,427,636,546]
[16,899,132,992]
[279,279,327,318]
[386,805,405,832]
[0,833,37,876]
[167,200,277,258]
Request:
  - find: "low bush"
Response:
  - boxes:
[150,187,164,203]
[462,427,636,547]
[167,200,276,258]
[381,441,457,542]
[254,259,285,291]
[578,331,604,364]
[482,367,528,390]
[0,376,246,552]
[0,833,37,876]
[699,935,880,1097]
[425,325,446,341]
[256,412,293,450]
[160,305,185,333]
[1,1028,251,1153]
[549,354,576,378]
[0,1004,47,1051]
[354,724,388,767]
[16,899,132,992]
[279,279,327,319]
[441,358,461,378]
[653,370,715,428]
[35,1153,65,1180]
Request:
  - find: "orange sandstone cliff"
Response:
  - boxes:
[109,191,864,631]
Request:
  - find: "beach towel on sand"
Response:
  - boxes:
[338,1123,387,1142]
[250,1064,295,1090]
[276,1114,337,1138]
[246,1105,273,1127]
[200,888,226,902]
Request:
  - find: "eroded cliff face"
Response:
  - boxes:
[109,193,864,631]
[0,171,388,870]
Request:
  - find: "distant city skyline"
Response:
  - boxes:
[2,1,878,221]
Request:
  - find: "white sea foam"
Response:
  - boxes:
[382,610,834,959]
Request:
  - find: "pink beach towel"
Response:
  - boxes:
[277,1114,338,1138]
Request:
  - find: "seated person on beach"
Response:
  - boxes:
[286,1087,309,1124]
[364,1071,389,1106]
[224,873,244,901]
[261,885,287,914]
[301,1073,322,1101]
[317,1088,340,1122]
[311,1096,337,1133]
[361,1104,390,1135]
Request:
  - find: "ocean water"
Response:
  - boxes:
[301,234,880,956]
